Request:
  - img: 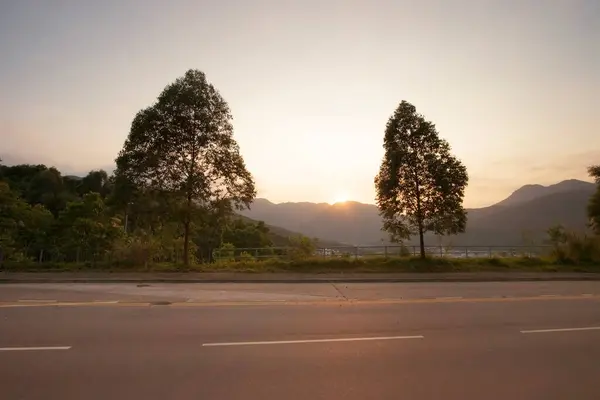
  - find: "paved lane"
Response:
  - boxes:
[2,280,600,303]
[1,294,600,400]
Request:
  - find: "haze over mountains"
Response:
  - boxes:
[240,179,596,247]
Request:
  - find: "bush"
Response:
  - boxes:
[238,251,255,262]
[287,235,316,260]
[214,243,236,263]
[546,225,600,263]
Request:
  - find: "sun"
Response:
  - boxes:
[330,194,349,205]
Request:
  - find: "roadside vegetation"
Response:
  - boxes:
[2,254,599,273]
[1,69,599,273]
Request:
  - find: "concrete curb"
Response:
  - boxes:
[1,272,600,284]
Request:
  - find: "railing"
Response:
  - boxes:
[8,245,553,265]
[212,245,554,261]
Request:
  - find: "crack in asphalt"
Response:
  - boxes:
[329,282,349,300]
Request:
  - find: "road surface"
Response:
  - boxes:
[1,281,600,399]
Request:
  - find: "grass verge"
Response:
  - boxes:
[2,256,600,273]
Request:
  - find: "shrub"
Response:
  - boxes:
[238,251,255,262]
[214,243,236,263]
[546,225,600,263]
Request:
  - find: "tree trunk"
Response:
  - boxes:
[415,179,426,258]
[183,193,192,266]
[183,219,190,266]
[418,224,425,258]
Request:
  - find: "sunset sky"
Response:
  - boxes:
[1,0,598,208]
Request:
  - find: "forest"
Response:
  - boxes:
[0,163,316,266]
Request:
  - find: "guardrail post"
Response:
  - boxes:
[439,246,443,257]
[384,246,388,259]
[488,246,492,258]
[465,247,469,258]
[354,246,358,260]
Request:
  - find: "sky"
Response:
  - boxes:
[0,0,598,208]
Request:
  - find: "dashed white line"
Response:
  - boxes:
[202,335,424,347]
[521,326,600,334]
[0,346,71,352]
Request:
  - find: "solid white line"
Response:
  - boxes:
[539,294,559,297]
[521,327,600,334]
[0,346,71,351]
[18,299,57,303]
[202,335,424,347]
[435,296,463,300]
[94,300,118,303]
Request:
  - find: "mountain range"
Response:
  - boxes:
[240,179,596,247]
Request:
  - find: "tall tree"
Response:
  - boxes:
[588,165,600,234]
[27,167,69,216]
[79,170,111,197]
[115,69,256,265]
[0,181,53,261]
[375,101,468,258]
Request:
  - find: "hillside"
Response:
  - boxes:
[242,199,384,245]
[494,179,595,207]
[240,180,597,247]
[235,214,346,248]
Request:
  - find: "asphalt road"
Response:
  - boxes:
[1,282,600,400]
[3,280,600,303]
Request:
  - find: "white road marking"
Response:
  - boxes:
[435,297,463,300]
[539,295,559,297]
[18,299,57,303]
[521,326,600,334]
[202,335,424,347]
[581,294,594,297]
[94,300,118,303]
[0,346,71,352]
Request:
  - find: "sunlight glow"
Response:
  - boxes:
[331,194,349,205]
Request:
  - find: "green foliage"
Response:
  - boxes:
[79,170,111,197]
[545,225,600,263]
[288,235,316,260]
[214,243,236,262]
[5,255,599,274]
[223,219,272,249]
[375,101,468,258]
[588,165,600,234]
[114,69,256,265]
[55,193,124,262]
[0,181,53,261]
[0,161,271,266]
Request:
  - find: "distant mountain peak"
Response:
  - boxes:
[496,179,594,207]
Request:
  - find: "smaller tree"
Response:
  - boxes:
[222,219,273,249]
[375,101,468,258]
[57,193,122,262]
[587,165,600,234]
[0,182,53,261]
[79,170,111,197]
[288,235,316,260]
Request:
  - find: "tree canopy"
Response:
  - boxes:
[0,162,298,265]
[115,69,256,264]
[588,165,600,234]
[375,100,468,258]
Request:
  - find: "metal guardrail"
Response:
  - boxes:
[16,245,553,264]
[213,245,554,261]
